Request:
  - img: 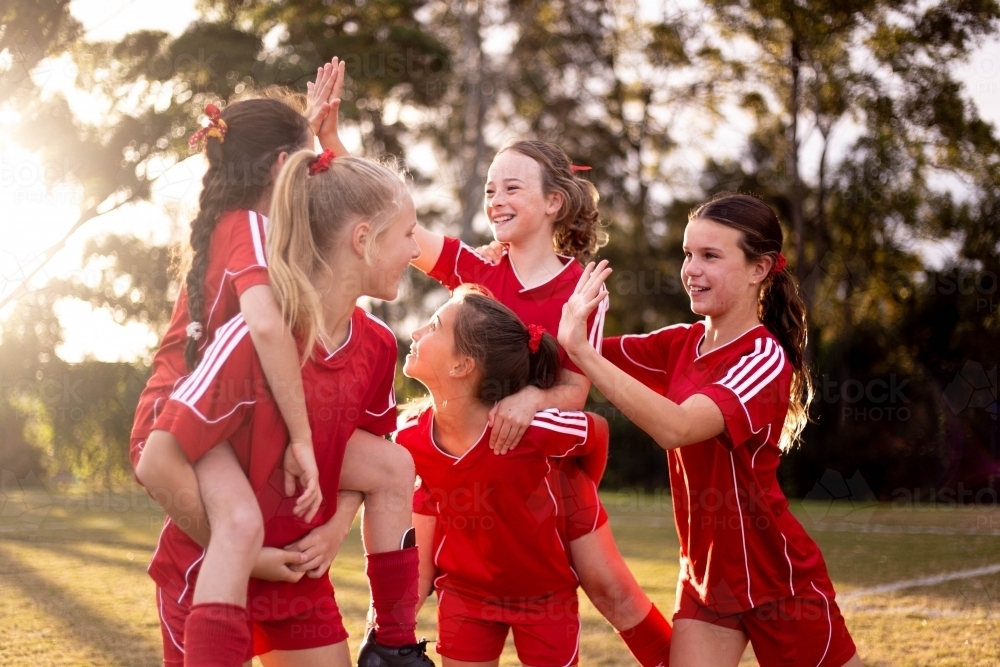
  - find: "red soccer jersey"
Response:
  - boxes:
[148,307,398,621]
[132,209,271,444]
[603,323,835,614]
[427,236,605,373]
[397,409,607,602]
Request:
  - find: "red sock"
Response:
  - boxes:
[365,547,419,647]
[618,604,673,667]
[183,602,250,667]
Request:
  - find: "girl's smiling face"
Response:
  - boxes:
[361,194,421,301]
[484,150,561,246]
[403,300,465,387]
[682,216,767,318]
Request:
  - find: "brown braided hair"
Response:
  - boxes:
[183,98,311,369]
[498,140,606,262]
[689,192,813,451]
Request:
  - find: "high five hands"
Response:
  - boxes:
[306,57,349,157]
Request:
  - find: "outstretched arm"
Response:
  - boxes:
[488,369,590,454]
[411,224,446,274]
[559,262,725,451]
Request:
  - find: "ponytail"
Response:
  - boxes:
[690,192,813,451]
[267,151,328,363]
[449,285,560,404]
[183,97,311,369]
[268,151,409,361]
[759,267,813,451]
[528,332,560,391]
[500,140,607,262]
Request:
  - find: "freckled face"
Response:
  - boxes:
[484,151,556,246]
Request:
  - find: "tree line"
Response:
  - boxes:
[1,0,997,496]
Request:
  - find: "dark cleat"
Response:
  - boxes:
[357,628,435,667]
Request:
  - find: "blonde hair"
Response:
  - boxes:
[268,151,408,360]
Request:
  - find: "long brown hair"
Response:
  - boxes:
[184,98,310,369]
[690,192,813,451]
[499,140,606,262]
[450,285,560,404]
[268,152,408,360]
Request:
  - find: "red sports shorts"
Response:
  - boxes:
[675,579,857,667]
[436,588,581,666]
[157,586,348,666]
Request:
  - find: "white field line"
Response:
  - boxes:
[840,563,1000,602]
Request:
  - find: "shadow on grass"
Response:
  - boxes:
[0,541,162,667]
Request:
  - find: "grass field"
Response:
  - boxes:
[1,488,999,666]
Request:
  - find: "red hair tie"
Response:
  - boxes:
[309,149,336,175]
[570,164,592,174]
[527,324,545,353]
[769,253,787,278]
[188,104,228,151]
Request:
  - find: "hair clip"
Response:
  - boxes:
[527,324,545,353]
[188,104,228,151]
[769,253,787,278]
[570,164,592,174]
[185,321,204,341]
[309,149,337,175]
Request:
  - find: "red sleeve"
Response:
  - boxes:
[427,236,499,290]
[426,236,463,289]
[151,316,261,464]
[412,479,437,516]
[357,342,398,437]
[696,338,791,450]
[225,210,271,296]
[529,410,601,459]
[561,289,608,375]
[601,325,686,393]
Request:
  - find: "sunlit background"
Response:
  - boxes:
[2,0,999,364]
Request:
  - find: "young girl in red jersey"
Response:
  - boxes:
[410,140,672,666]
[138,150,433,667]
[396,285,609,666]
[134,66,430,665]
[559,193,863,667]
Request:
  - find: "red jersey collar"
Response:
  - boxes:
[505,250,577,294]
[693,322,767,360]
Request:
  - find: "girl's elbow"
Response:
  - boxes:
[247,316,283,343]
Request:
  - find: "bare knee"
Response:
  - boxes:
[377,442,416,490]
[210,501,263,552]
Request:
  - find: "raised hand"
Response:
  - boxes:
[558,260,611,359]
[306,57,349,156]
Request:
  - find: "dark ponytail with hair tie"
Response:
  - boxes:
[449,285,560,404]
[690,193,813,452]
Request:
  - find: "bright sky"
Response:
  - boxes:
[0,0,998,363]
